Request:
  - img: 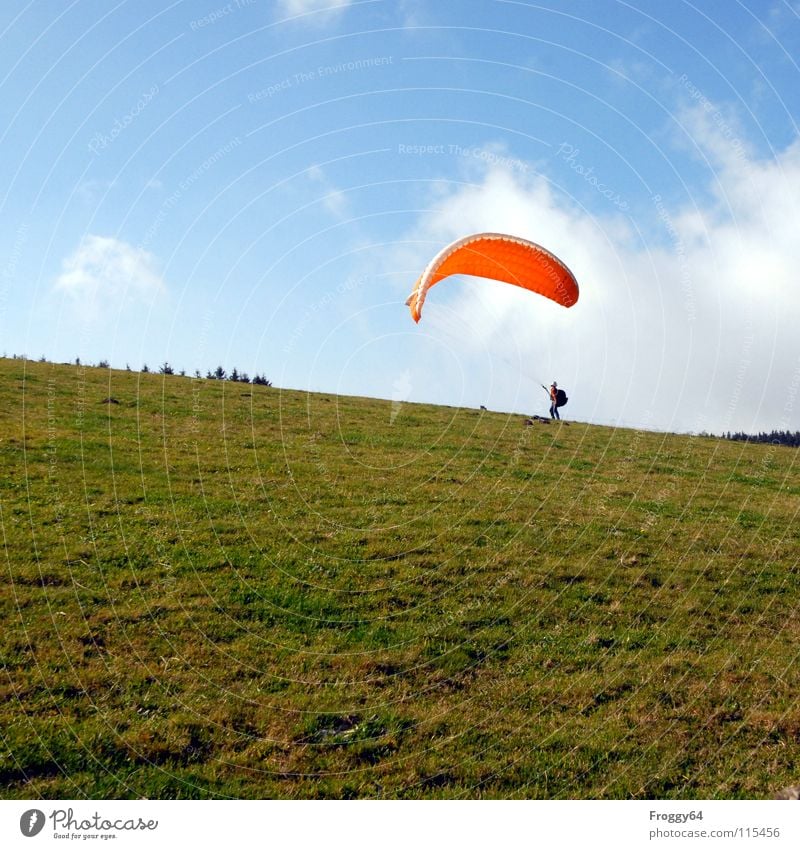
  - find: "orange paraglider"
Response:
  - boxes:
[405,232,579,322]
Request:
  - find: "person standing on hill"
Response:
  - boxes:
[546,381,560,420]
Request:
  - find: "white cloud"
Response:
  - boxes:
[395,0,437,28]
[307,164,348,217]
[55,235,166,318]
[277,0,353,19]
[392,115,800,434]
[76,179,115,206]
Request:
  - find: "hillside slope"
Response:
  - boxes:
[1,358,798,798]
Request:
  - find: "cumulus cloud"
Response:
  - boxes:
[55,235,165,318]
[393,119,800,434]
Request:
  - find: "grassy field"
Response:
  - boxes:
[1,356,798,799]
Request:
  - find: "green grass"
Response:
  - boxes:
[1,357,799,799]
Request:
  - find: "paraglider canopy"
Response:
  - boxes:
[406,232,579,322]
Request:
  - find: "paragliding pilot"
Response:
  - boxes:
[549,382,560,420]
[545,382,568,418]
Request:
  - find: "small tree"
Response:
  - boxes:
[142,363,150,373]
[229,367,239,382]
[97,359,110,369]
[214,365,226,380]
[159,362,174,375]
[194,369,202,379]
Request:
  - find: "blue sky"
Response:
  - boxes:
[2,0,800,433]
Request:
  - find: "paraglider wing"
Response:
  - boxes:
[406,233,579,322]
